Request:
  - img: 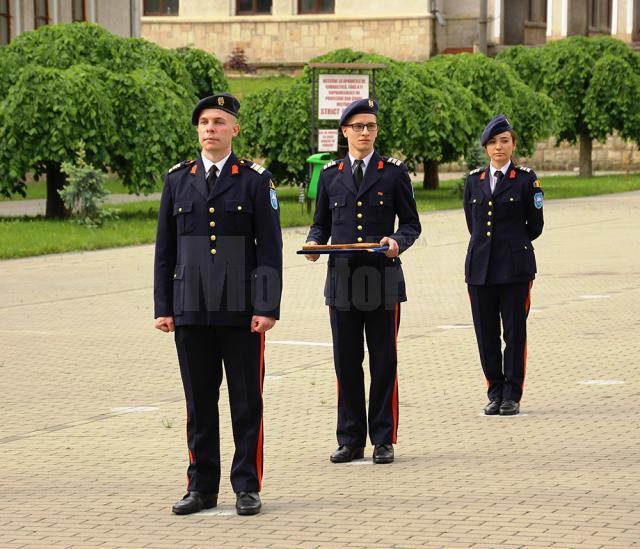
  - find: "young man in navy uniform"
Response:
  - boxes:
[154,93,282,515]
[464,114,544,416]
[305,98,421,464]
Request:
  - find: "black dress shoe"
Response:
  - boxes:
[236,491,261,515]
[372,443,394,464]
[500,400,520,415]
[330,445,365,463]
[484,399,502,415]
[172,491,217,515]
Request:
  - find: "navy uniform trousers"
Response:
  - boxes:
[330,304,401,447]
[175,326,265,494]
[467,282,532,402]
[463,162,543,403]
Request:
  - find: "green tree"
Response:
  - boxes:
[175,46,228,99]
[0,23,226,217]
[499,36,640,177]
[392,62,488,189]
[428,53,555,163]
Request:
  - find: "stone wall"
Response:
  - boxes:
[441,134,640,172]
[140,15,432,64]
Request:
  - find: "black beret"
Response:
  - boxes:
[480,114,513,146]
[339,98,378,127]
[192,93,240,125]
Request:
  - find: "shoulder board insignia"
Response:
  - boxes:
[469,167,483,175]
[239,159,266,175]
[323,160,338,171]
[385,156,403,166]
[168,160,195,174]
[516,166,532,173]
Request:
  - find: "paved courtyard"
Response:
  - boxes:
[1,191,639,548]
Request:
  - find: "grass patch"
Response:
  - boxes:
[227,75,296,101]
[2,174,639,259]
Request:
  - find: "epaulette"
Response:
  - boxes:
[385,156,404,167]
[469,167,483,175]
[516,166,532,173]
[168,159,195,174]
[323,160,339,171]
[239,159,266,175]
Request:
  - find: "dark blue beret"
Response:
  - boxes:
[480,114,513,146]
[339,98,378,127]
[192,93,240,125]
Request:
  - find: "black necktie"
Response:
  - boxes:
[353,160,364,190]
[207,166,218,194]
[493,170,503,195]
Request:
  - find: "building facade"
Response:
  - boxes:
[1,0,140,46]
[139,0,640,65]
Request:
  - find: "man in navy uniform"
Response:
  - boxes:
[463,114,544,416]
[305,98,421,464]
[154,93,282,515]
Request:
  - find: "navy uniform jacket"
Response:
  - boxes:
[463,162,544,286]
[154,152,283,326]
[307,152,421,307]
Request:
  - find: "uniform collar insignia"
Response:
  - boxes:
[190,163,197,175]
[231,164,239,175]
[377,160,384,170]
[509,169,516,179]
[338,161,344,171]
[480,170,486,181]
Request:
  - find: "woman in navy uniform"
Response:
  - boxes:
[464,114,544,416]
[154,93,282,516]
[305,98,421,464]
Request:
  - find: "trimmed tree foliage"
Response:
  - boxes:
[0,23,227,217]
[428,53,555,160]
[499,37,640,176]
[393,62,489,189]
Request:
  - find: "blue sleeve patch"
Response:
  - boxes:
[534,192,543,209]
[270,188,279,210]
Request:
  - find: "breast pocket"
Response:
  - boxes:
[225,199,254,233]
[329,195,347,226]
[468,195,485,218]
[173,201,194,235]
[369,196,394,223]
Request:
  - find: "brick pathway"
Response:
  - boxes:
[1,192,639,548]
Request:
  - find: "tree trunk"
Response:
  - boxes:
[422,159,440,190]
[45,162,69,219]
[579,130,593,178]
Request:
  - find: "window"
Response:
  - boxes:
[0,0,10,45]
[34,0,50,28]
[527,0,547,23]
[589,0,612,31]
[237,0,272,15]
[299,0,334,14]
[143,0,179,16]
[72,0,86,22]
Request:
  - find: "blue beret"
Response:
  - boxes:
[339,98,378,127]
[480,114,513,146]
[192,93,240,125]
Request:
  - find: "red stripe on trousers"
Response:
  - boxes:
[256,332,265,491]
[521,281,533,393]
[392,304,399,444]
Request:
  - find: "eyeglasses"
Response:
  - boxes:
[344,123,379,133]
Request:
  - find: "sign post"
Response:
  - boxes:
[306,62,386,211]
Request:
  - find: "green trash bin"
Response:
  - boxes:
[306,152,335,200]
